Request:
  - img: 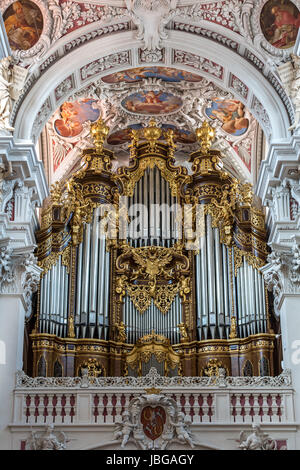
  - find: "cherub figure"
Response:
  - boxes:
[170,412,196,449]
[114,321,127,342]
[114,411,136,448]
[178,322,188,342]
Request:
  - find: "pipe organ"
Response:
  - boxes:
[31,119,275,379]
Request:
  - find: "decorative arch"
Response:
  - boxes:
[13,30,291,143]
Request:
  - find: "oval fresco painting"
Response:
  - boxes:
[107,124,196,146]
[54,98,100,138]
[102,67,203,84]
[3,0,43,51]
[122,91,183,115]
[205,99,249,137]
[161,124,197,144]
[107,124,143,145]
[260,0,300,49]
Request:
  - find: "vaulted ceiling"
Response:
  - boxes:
[2,0,298,188]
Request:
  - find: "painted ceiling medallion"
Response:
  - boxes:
[121,91,183,115]
[260,0,300,50]
[3,0,43,51]
[54,98,100,138]
[205,99,249,137]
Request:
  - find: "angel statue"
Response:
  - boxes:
[0,56,15,133]
[26,424,68,450]
[114,411,136,448]
[170,412,197,449]
[239,424,276,451]
[114,321,127,342]
[178,322,188,343]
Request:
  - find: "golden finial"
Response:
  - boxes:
[195,120,215,154]
[90,118,110,153]
[143,119,162,149]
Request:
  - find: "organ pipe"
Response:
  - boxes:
[34,119,274,379]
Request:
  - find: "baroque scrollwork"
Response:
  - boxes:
[0,247,42,315]
[116,243,190,314]
[15,367,292,389]
[125,0,178,51]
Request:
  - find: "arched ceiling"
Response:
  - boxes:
[2,0,299,186]
[43,65,259,184]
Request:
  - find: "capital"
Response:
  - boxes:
[0,242,43,316]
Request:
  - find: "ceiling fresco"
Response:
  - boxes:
[121,91,183,115]
[54,98,100,138]
[101,67,204,84]
[45,66,259,183]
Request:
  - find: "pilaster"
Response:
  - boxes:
[0,246,42,449]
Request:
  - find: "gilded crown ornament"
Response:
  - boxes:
[195,120,215,154]
[90,118,110,153]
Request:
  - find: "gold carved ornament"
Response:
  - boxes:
[79,358,106,378]
[195,120,215,154]
[229,316,237,340]
[202,359,228,379]
[114,321,127,343]
[129,119,176,157]
[178,323,188,343]
[90,118,110,153]
[115,244,190,315]
[114,119,189,197]
[125,331,182,377]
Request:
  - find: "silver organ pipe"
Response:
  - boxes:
[127,168,178,247]
[194,212,268,340]
[123,295,182,344]
[74,208,110,339]
[39,256,70,336]
[39,204,111,339]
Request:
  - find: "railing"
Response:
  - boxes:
[12,369,295,426]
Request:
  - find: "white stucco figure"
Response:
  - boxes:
[170,412,196,449]
[26,424,67,450]
[239,424,276,450]
[0,57,15,133]
[114,411,136,448]
[278,54,300,133]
